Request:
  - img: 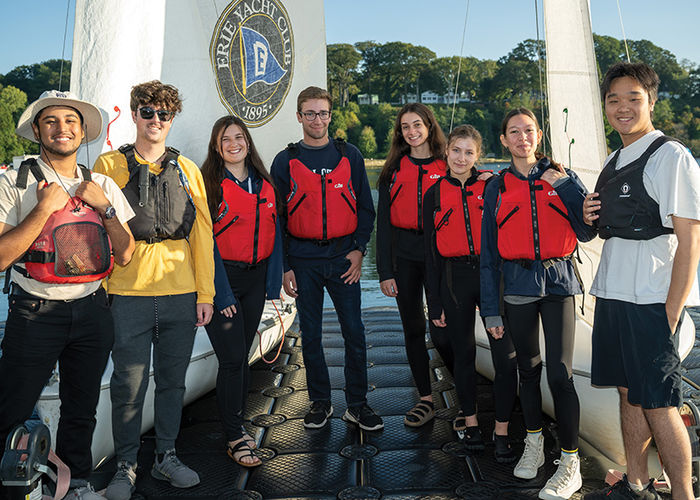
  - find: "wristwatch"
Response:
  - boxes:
[103,206,117,220]
[356,244,368,257]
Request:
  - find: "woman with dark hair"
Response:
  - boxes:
[201,115,282,467]
[423,125,517,460]
[375,103,454,428]
[480,108,595,499]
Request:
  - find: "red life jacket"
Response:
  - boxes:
[496,170,577,261]
[390,156,446,231]
[14,159,114,284]
[286,141,358,241]
[433,173,486,258]
[214,177,276,265]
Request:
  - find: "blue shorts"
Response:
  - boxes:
[591,298,682,409]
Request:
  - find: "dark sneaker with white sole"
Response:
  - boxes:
[303,400,333,429]
[583,474,661,499]
[342,404,384,431]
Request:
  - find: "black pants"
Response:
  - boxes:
[394,256,454,397]
[0,287,113,483]
[504,295,580,451]
[442,261,517,420]
[205,262,267,442]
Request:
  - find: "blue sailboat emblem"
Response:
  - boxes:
[240,26,287,94]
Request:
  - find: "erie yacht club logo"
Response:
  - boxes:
[210,0,294,127]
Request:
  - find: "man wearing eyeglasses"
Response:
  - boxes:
[93,81,214,500]
[271,86,382,432]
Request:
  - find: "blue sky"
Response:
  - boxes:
[1,0,697,75]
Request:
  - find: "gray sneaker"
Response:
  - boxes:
[64,480,105,499]
[105,461,137,500]
[151,449,200,488]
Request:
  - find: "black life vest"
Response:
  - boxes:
[433,172,486,258]
[285,139,358,241]
[390,156,446,231]
[594,135,678,240]
[119,144,196,243]
[214,177,276,265]
[496,169,578,262]
[12,159,113,284]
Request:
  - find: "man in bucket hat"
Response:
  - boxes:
[0,90,136,499]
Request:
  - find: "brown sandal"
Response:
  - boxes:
[404,401,435,427]
[227,440,262,467]
[453,411,467,432]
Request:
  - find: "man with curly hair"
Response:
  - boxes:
[94,81,214,499]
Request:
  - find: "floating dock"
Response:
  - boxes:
[84,306,681,499]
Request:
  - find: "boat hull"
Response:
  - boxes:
[36,296,296,467]
[474,309,695,466]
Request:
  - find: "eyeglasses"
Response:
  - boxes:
[300,110,331,121]
[138,107,174,121]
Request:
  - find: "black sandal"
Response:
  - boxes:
[404,400,435,427]
[227,439,262,467]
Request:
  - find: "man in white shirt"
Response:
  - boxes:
[584,63,700,500]
[0,91,135,500]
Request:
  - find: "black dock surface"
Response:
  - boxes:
[91,306,682,499]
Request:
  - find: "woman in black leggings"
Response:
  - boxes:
[201,116,282,467]
[480,108,595,500]
[423,125,517,461]
[376,103,454,428]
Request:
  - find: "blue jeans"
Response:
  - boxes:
[109,293,196,463]
[291,255,367,407]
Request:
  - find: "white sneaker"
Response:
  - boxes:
[513,432,545,479]
[538,453,582,500]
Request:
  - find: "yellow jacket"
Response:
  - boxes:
[93,149,214,304]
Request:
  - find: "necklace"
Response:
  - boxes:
[42,156,80,211]
[134,146,166,164]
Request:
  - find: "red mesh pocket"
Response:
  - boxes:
[52,222,111,277]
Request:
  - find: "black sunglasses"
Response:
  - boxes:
[138,107,174,121]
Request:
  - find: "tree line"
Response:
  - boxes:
[327,35,700,159]
[1,36,698,164]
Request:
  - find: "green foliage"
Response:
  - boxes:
[0,85,37,164]
[331,35,698,157]
[358,126,377,158]
[2,59,71,102]
[327,44,362,107]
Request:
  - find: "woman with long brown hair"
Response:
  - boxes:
[375,103,454,428]
[201,115,282,467]
[480,108,595,499]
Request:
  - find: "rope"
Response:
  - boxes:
[563,108,575,168]
[534,0,548,156]
[58,0,71,91]
[257,299,287,364]
[616,0,631,62]
[449,0,470,131]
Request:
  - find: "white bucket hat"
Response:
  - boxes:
[16,90,103,144]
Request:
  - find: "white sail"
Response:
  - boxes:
[544,0,607,325]
[71,0,326,167]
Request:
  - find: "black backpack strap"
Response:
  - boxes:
[498,170,507,193]
[16,159,45,189]
[286,142,299,159]
[433,177,442,212]
[333,138,347,157]
[120,144,150,207]
[78,165,91,182]
[162,148,180,169]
